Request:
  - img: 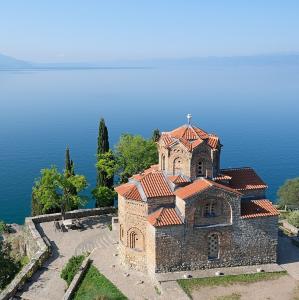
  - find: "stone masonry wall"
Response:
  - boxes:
[118,195,148,272]
[152,215,278,273]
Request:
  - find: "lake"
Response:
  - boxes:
[0,65,299,224]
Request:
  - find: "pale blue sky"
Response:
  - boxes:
[1,1,299,62]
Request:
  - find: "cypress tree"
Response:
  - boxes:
[64,147,78,207]
[96,118,113,188]
[65,146,72,177]
[152,128,161,142]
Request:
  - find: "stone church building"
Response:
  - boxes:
[115,116,279,273]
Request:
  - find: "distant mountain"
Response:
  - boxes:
[0,53,32,68]
[1,53,299,70]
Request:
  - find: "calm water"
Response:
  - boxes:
[1,65,299,224]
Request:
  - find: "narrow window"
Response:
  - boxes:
[129,231,137,248]
[204,203,210,216]
[162,155,165,170]
[208,234,219,259]
[204,202,216,217]
[197,161,203,176]
[120,224,124,241]
[210,203,216,217]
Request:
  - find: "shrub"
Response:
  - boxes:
[287,211,299,228]
[61,255,85,286]
[92,186,116,207]
[0,221,9,235]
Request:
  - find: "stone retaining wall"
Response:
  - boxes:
[63,256,92,300]
[282,220,299,235]
[0,207,115,300]
[0,218,51,300]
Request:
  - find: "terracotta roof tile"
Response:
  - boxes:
[114,183,142,201]
[174,179,211,200]
[162,124,219,152]
[115,183,135,196]
[207,135,219,149]
[214,174,232,181]
[148,208,183,227]
[174,178,242,200]
[241,199,279,219]
[140,172,174,198]
[168,175,190,184]
[220,167,268,191]
[170,125,209,141]
[124,185,142,201]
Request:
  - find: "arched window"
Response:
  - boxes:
[161,154,165,170]
[173,157,183,175]
[129,231,137,248]
[204,202,216,217]
[127,228,144,251]
[208,234,219,259]
[197,161,203,176]
[120,224,124,241]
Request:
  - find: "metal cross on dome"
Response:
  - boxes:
[187,113,192,125]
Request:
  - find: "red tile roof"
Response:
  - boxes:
[220,167,268,191]
[207,135,219,149]
[174,179,211,200]
[115,183,135,196]
[141,172,174,198]
[168,175,190,184]
[125,185,142,201]
[161,124,219,151]
[174,178,242,200]
[241,199,279,219]
[114,183,142,201]
[148,208,183,227]
[214,174,232,181]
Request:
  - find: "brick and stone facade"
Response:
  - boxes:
[115,118,279,274]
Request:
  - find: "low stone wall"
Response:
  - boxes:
[282,220,299,236]
[0,207,116,300]
[31,207,116,223]
[63,257,92,300]
[0,218,51,300]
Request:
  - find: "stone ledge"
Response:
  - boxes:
[155,263,284,283]
[63,256,92,300]
[0,207,115,300]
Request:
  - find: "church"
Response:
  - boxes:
[115,115,279,273]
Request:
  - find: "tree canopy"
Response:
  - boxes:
[31,166,88,217]
[0,241,20,290]
[278,177,299,207]
[115,133,158,183]
[96,118,113,188]
[152,128,161,142]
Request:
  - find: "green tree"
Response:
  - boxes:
[287,211,299,228]
[278,177,299,208]
[31,166,88,218]
[0,241,20,289]
[152,128,161,142]
[92,186,116,207]
[0,221,8,235]
[65,146,77,198]
[96,118,113,188]
[65,146,75,177]
[115,133,158,183]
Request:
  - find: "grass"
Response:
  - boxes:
[177,271,287,299]
[279,210,291,220]
[216,293,241,300]
[73,265,127,300]
[154,285,161,295]
[20,255,29,267]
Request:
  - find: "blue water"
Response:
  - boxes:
[0,65,299,224]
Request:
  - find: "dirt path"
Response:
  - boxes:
[191,275,299,300]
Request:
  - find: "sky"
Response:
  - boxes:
[0,1,299,62]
